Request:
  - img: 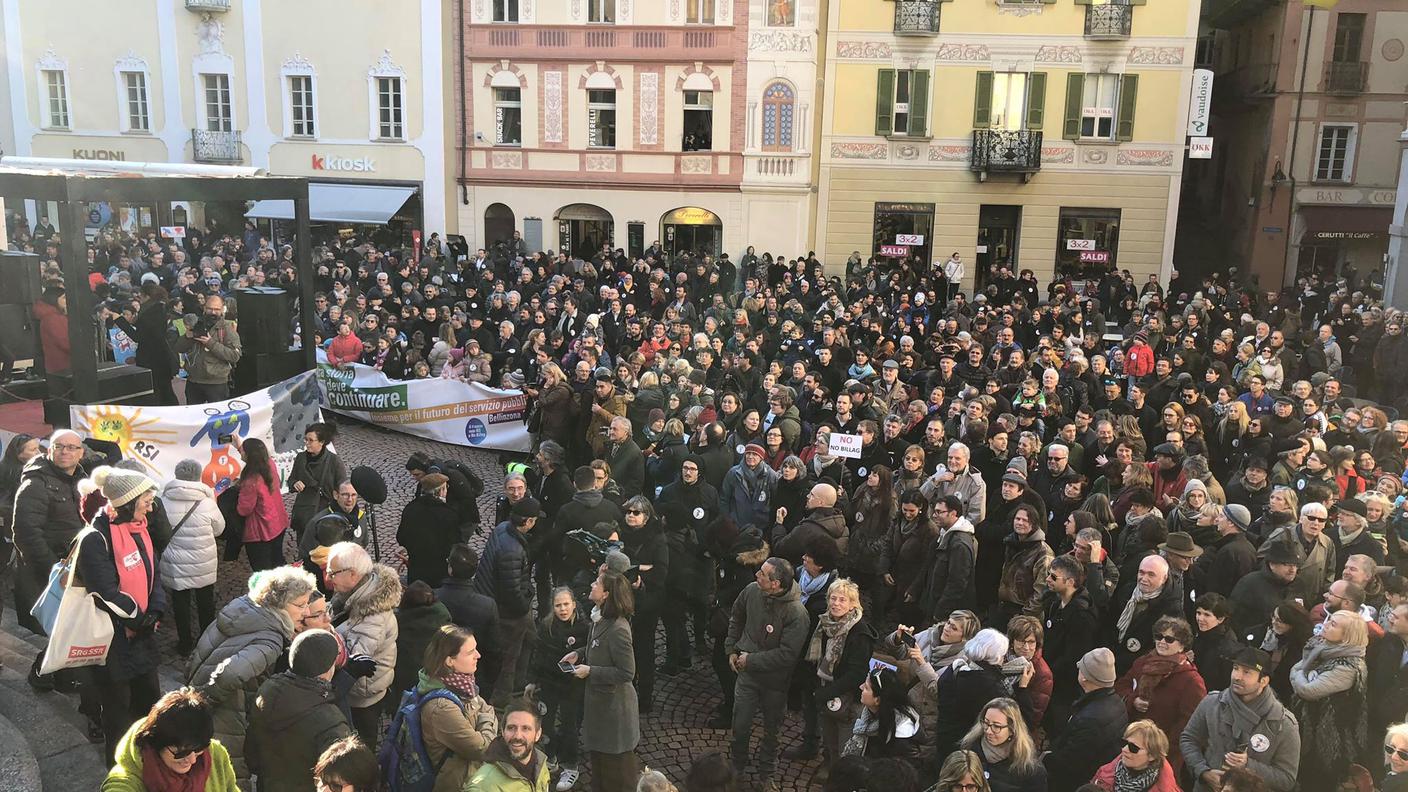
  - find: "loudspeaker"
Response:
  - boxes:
[231,350,305,394]
[44,363,155,426]
[0,304,35,360]
[0,251,41,306]
[234,287,291,355]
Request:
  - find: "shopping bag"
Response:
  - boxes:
[37,528,136,675]
[27,556,68,636]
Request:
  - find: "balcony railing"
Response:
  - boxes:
[467,24,733,61]
[191,129,242,163]
[1084,2,1132,39]
[184,0,230,11]
[1324,60,1367,94]
[894,0,940,35]
[970,129,1042,181]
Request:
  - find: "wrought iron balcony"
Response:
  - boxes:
[894,0,940,35]
[1084,2,1132,39]
[185,0,230,11]
[970,129,1042,181]
[191,129,242,163]
[1324,60,1367,94]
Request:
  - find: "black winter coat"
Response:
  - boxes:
[1192,623,1241,692]
[397,494,461,587]
[1228,565,1293,644]
[932,661,1008,760]
[472,522,533,618]
[1042,687,1129,792]
[247,672,351,792]
[74,512,167,682]
[622,519,670,612]
[1196,530,1258,598]
[531,611,590,698]
[1368,632,1408,734]
[607,440,646,499]
[435,578,498,650]
[553,492,623,577]
[1043,588,1101,709]
[1108,582,1184,674]
[909,523,977,622]
[813,619,878,704]
[12,456,84,571]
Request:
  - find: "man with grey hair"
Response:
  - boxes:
[1261,501,1337,604]
[1331,497,1384,572]
[493,471,529,527]
[920,441,987,524]
[725,557,808,784]
[606,416,644,499]
[1109,554,1183,673]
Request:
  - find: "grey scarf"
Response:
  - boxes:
[1117,584,1162,638]
[979,736,1012,765]
[1226,685,1276,740]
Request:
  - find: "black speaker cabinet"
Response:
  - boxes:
[0,251,41,305]
[234,287,292,355]
[232,350,306,394]
[43,362,155,426]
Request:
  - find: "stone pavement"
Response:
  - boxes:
[170,417,826,792]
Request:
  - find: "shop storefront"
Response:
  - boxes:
[872,202,934,266]
[1056,207,1121,278]
[253,145,427,248]
[662,206,722,258]
[1296,205,1391,284]
[556,203,614,260]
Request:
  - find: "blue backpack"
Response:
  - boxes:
[379,687,463,792]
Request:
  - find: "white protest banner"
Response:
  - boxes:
[315,358,531,453]
[159,226,186,239]
[828,432,863,459]
[70,371,324,492]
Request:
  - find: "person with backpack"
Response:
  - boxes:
[385,625,498,792]
[406,453,484,540]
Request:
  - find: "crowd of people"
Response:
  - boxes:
[5,211,1408,792]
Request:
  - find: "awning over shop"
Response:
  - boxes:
[1300,205,1392,241]
[246,183,415,225]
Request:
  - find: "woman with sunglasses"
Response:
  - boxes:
[1112,615,1205,773]
[959,697,1046,792]
[1089,719,1180,791]
[1382,722,1408,792]
[104,688,238,792]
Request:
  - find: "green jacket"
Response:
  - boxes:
[464,740,550,792]
[102,717,239,792]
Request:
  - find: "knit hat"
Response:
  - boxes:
[744,443,767,459]
[1002,457,1028,487]
[604,549,632,575]
[290,629,341,677]
[174,459,203,482]
[648,408,666,425]
[511,497,542,520]
[1221,504,1252,532]
[91,466,157,509]
[1077,647,1117,687]
[1183,479,1207,498]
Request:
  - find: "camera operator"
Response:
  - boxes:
[174,293,242,404]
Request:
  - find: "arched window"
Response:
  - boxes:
[761,81,795,152]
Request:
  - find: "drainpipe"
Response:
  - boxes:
[807,0,831,254]
[1280,3,1313,286]
[458,0,469,206]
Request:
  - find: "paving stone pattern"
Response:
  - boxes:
[167,418,826,792]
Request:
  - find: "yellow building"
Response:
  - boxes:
[817,0,1199,288]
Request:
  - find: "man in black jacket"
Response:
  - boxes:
[1044,647,1128,792]
[473,497,538,706]
[552,466,624,584]
[1228,541,1303,643]
[606,417,645,499]
[396,473,460,587]
[1195,504,1258,598]
[13,429,87,688]
[530,441,575,614]
[657,456,719,674]
[1042,555,1101,735]
[906,495,976,622]
[1107,554,1183,673]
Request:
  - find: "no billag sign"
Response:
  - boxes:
[829,433,863,459]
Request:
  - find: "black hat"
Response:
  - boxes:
[1274,395,1294,406]
[1245,457,1269,471]
[1158,532,1203,559]
[290,629,341,677]
[593,368,613,382]
[1228,646,1272,676]
[1153,442,1184,459]
[1264,540,1306,565]
[511,497,543,520]
[1336,498,1367,519]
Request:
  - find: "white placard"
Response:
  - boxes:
[1066,238,1096,251]
[895,233,925,246]
[1187,69,1214,136]
[1189,136,1214,159]
[160,225,186,239]
[976,245,988,253]
[828,433,863,459]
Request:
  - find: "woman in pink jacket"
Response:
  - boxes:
[236,438,289,571]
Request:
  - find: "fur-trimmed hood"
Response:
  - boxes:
[341,563,402,621]
[736,542,771,567]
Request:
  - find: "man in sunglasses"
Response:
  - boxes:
[1260,501,1337,606]
[1180,647,1301,792]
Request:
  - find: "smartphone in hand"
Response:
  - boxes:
[559,661,576,673]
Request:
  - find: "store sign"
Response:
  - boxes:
[1066,239,1096,251]
[73,148,126,161]
[1187,69,1214,136]
[895,233,924,245]
[1297,188,1397,206]
[1310,231,1380,240]
[1189,137,1214,159]
[879,245,909,257]
[664,207,720,226]
[1080,250,1111,263]
[311,154,376,173]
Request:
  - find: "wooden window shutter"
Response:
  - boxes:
[1116,74,1138,141]
[910,70,930,136]
[973,71,994,129]
[1063,73,1084,140]
[876,68,895,136]
[1026,72,1047,130]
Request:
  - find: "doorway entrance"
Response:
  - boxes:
[662,207,722,258]
[555,203,614,260]
[484,203,516,251]
[976,204,1021,291]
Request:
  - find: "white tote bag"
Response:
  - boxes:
[39,528,137,675]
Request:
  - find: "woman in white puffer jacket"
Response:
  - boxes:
[161,458,225,657]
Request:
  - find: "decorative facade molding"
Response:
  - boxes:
[585,153,617,172]
[579,63,624,90]
[282,52,315,75]
[369,50,406,78]
[996,2,1044,17]
[639,72,659,145]
[1041,145,1074,164]
[936,43,991,62]
[196,17,225,56]
[1083,147,1109,164]
[831,142,888,160]
[1381,38,1403,62]
[749,31,813,52]
[716,0,730,24]
[483,61,526,88]
[894,143,921,161]
[1128,46,1184,65]
[1035,45,1081,64]
[675,63,722,93]
[681,155,712,173]
[114,51,148,73]
[543,71,563,143]
[928,144,971,162]
[473,0,487,23]
[521,0,535,22]
[835,41,892,59]
[1117,148,1175,167]
[491,151,523,169]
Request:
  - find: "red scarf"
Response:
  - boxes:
[107,508,154,613]
[140,744,212,792]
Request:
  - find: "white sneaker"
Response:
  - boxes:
[555,767,579,791]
